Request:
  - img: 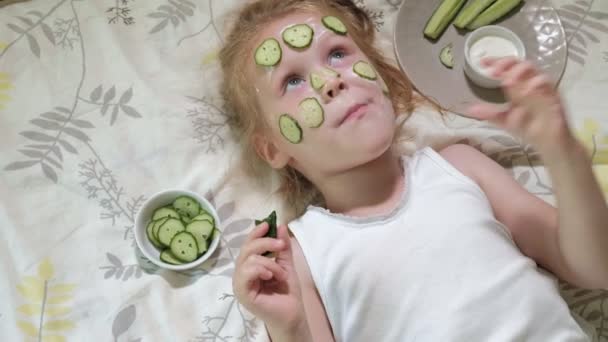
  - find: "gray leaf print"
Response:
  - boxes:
[120,105,142,118]
[4,160,38,171]
[58,139,78,154]
[20,131,55,142]
[516,170,531,185]
[224,219,253,235]
[104,86,116,105]
[90,85,103,102]
[25,34,40,58]
[217,202,235,221]
[107,253,123,267]
[70,119,95,129]
[41,112,68,122]
[119,88,133,104]
[40,22,56,45]
[63,127,90,142]
[112,305,136,340]
[111,105,120,125]
[41,163,58,183]
[30,118,63,130]
[16,16,34,27]
[7,23,25,34]
[558,1,608,65]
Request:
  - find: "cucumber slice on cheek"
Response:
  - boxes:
[353,61,378,80]
[282,24,314,49]
[299,98,324,128]
[279,114,303,144]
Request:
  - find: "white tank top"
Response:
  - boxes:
[288,147,590,342]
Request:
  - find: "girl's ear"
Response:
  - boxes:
[253,132,291,169]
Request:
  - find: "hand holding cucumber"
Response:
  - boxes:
[233,222,306,332]
[467,57,573,155]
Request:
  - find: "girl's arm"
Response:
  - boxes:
[457,57,608,289]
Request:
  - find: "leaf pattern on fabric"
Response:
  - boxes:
[0,72,13,111]
[147,0,197,34]
[558,0,608,65]
[107,0,136,25]
[112,305,139,341]
[15,259,78,341]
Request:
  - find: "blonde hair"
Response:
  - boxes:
[219,0,441,215]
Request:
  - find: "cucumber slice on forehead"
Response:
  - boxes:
[299,98,324,128]
[282,24,314,49]
[279,114,302,144]
[255,38,282,66]
[170,232,199,263]
[353,61,378,80]
[322,15,347,35]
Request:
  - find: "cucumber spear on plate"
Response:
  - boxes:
[453,0,497,29]
[423,0,468,40]
[466,0,523,30]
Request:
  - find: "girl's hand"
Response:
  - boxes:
[232,222,305,332]
[467,57,575,157]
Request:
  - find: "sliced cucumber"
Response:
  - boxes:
[279,114,302,144]
[322,67,339,77]
[299,98,324,128]
[160,250,186,265]
[322,15,347,35]
[146,221,164,249]
[192,213,214,225]
[186,220,214,255]
[466,0,523,30]
[453,0,497,29]
[282,24,314,49]
[310,72,326,90]
[353,61,377,80]
[170,232,199,263]
[158,218,186,247]
[439,43,455,68]
[152,217,169,241]
[256,210,278,257]
[172,196,201,220]
[423,0,467,40]
[152,207,179,221]
[255,38,282,66]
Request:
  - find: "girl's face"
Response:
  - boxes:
[251,11,396,178]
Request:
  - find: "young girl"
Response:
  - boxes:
[220,0,608,340]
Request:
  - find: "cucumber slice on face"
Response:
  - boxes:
[299,98,324,128]
[152,207,179,221]
[310,72,326,90]
[423,0,467,40]
[255,38,282,66]
[440,43,454,68]
[381,79,389,94]
[353,61,377,80]
[146,221,164,249]
[152,217,169,241]
[282,24,314,49]
[279,114,302,144]
[172,196,201,220]
[158,218,186,247]
[192,213,215,225]
[322,15,347,35]
[160,250,186,265]
[466,0,523,30]
[186,220,214,255]
[170,232,199,263]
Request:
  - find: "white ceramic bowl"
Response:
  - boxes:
[134,189,221,271]
[463,25,526,89]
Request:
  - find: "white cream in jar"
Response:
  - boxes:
[469,35,519,76]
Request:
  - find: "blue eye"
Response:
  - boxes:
[331,50,345,59]
[284,76,304,91]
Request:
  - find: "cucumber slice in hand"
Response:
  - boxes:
[158,218,186,247]
[170,232,199,263]
[279,114,302,144]
[255,38,282,66]
[439,43,454,68]
[172,196,201,220]
[256,210,278,257]
[423,0,467,40]
[322,15,347,35]
[299,98,324,128]
[282,24,314,49]
[353,61,377,80]
[466,0,523,30]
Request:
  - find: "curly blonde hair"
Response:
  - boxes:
[219,0,440,215]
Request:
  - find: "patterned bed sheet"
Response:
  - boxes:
[1,0,607,341]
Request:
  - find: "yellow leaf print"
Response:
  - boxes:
[43,335,66,342]
[0,41,6,50]
[0,72,12,111]
[17,320,38,337]
[16,259,77,341]
[202,49,218,65]
[575,118,608,165]
[38,259,54,280]
[44,320,75,331]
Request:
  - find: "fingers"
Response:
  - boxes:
[467,102,508,123]
[487,57,520,78]
[239,237,285,262]
[275,225,295,265]
[244,221,269,244]
[501,61,536,88]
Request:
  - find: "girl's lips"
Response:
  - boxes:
[340,103,368,125]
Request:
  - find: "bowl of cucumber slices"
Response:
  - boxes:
[134,189,220,270]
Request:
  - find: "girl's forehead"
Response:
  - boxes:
[259,11,324,40]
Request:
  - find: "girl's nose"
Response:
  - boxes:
[321,77,346,103]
